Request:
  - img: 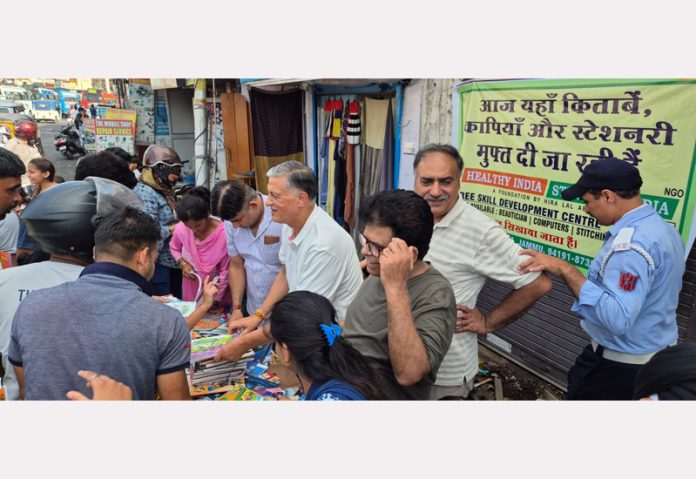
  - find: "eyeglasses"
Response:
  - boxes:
[359,233,385,257]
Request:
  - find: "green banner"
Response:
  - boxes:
[457,79,696,272]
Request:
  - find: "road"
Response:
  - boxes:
[38,119,79,181]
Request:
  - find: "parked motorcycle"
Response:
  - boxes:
[54,125,86,159]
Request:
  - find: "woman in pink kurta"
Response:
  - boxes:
[170,187,230,305]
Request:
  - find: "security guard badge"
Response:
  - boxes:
[619,272,638,292]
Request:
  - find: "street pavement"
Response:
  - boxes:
[38,119,79,182]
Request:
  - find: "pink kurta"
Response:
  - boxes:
[169,218,230,305]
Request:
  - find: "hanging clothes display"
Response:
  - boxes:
[315,90,395,236]
[249,88,304,194]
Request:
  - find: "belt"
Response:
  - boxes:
[590,340,662,365]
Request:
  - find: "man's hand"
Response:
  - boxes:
[179,260,196,280]
[66,370,133,401]
[227,314,261,335]
[227,308,244,328]
[379,238,416,290]
[456,305,489,334]
[214,338,249,362]
[518,249,567,276]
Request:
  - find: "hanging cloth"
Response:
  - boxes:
[346,99,361,145]
[331,99,344,139]
[322,99,333,139]
[379,98,395,192]
[327,139,337,216]
[343,141,356,230]
[364,97,390,149]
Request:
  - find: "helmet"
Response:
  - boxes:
[14,120,38,142]
[21,177,144,261]
[143,144,182,168]
[143,144,183,187]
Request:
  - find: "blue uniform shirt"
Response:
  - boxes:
[573,204,685,354]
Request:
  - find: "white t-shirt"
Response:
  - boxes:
[278,205,363,322]
[0,211,20,253]
[424,197,541,386]
[0,261,84,399]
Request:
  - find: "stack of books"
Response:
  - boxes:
[188,335,254,394]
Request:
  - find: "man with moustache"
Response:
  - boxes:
[413,144,552,400]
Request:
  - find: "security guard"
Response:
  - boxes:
[518,158,685,400]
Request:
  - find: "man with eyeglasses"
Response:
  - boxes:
[343,189,457,400]
[215,160,363,363]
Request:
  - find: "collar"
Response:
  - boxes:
[289,205,320,245]
[607,203,654,238]
[434,195,466,229]
[79,261,154,296]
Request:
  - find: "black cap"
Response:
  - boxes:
[561,158,643,201]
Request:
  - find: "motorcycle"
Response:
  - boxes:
[54,125,86,159]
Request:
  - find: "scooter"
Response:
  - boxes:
[54,125,86,159]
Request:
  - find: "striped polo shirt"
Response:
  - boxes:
[424,196,540,386]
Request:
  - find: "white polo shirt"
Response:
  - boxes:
[224,195,284,314]
[279,205,363,322]
[425,196,540,386]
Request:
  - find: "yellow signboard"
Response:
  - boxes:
[457,79,696,271]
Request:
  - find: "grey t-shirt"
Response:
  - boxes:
[9,273,191,400]
[344,265,456,400]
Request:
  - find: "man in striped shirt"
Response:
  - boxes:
[414,144,552,400]
[210,180,283,328]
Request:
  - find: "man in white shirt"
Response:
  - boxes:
[413,144,552,399]
[215,161,363,362]
[210,180,284,327]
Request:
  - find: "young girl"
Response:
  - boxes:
[26,158,58,199]
[16,158,58,261]
[269,291,385,400]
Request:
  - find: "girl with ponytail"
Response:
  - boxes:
[270,291,385,400]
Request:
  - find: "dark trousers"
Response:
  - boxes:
[567,344,641,400]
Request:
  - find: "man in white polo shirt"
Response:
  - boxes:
[414,144,552,400]
[210,180,283,328]
[215,160,363,362]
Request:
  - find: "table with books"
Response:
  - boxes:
[166,299,301,401]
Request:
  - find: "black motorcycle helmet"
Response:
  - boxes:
[21,177,144,261]
[142,144,183,188]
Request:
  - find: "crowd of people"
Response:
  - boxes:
[1,139,695,401]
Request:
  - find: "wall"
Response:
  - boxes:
[419,79,459,146]
[397,79,423,189]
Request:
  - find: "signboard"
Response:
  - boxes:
[83,118,135,154]
[456,79,696,271]
[127,82,154,143]
[151,79,178,90]
[104,107,137,125]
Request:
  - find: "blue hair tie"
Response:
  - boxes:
[320,323,342,347]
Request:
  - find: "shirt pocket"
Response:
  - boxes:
[260,240,282,266]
